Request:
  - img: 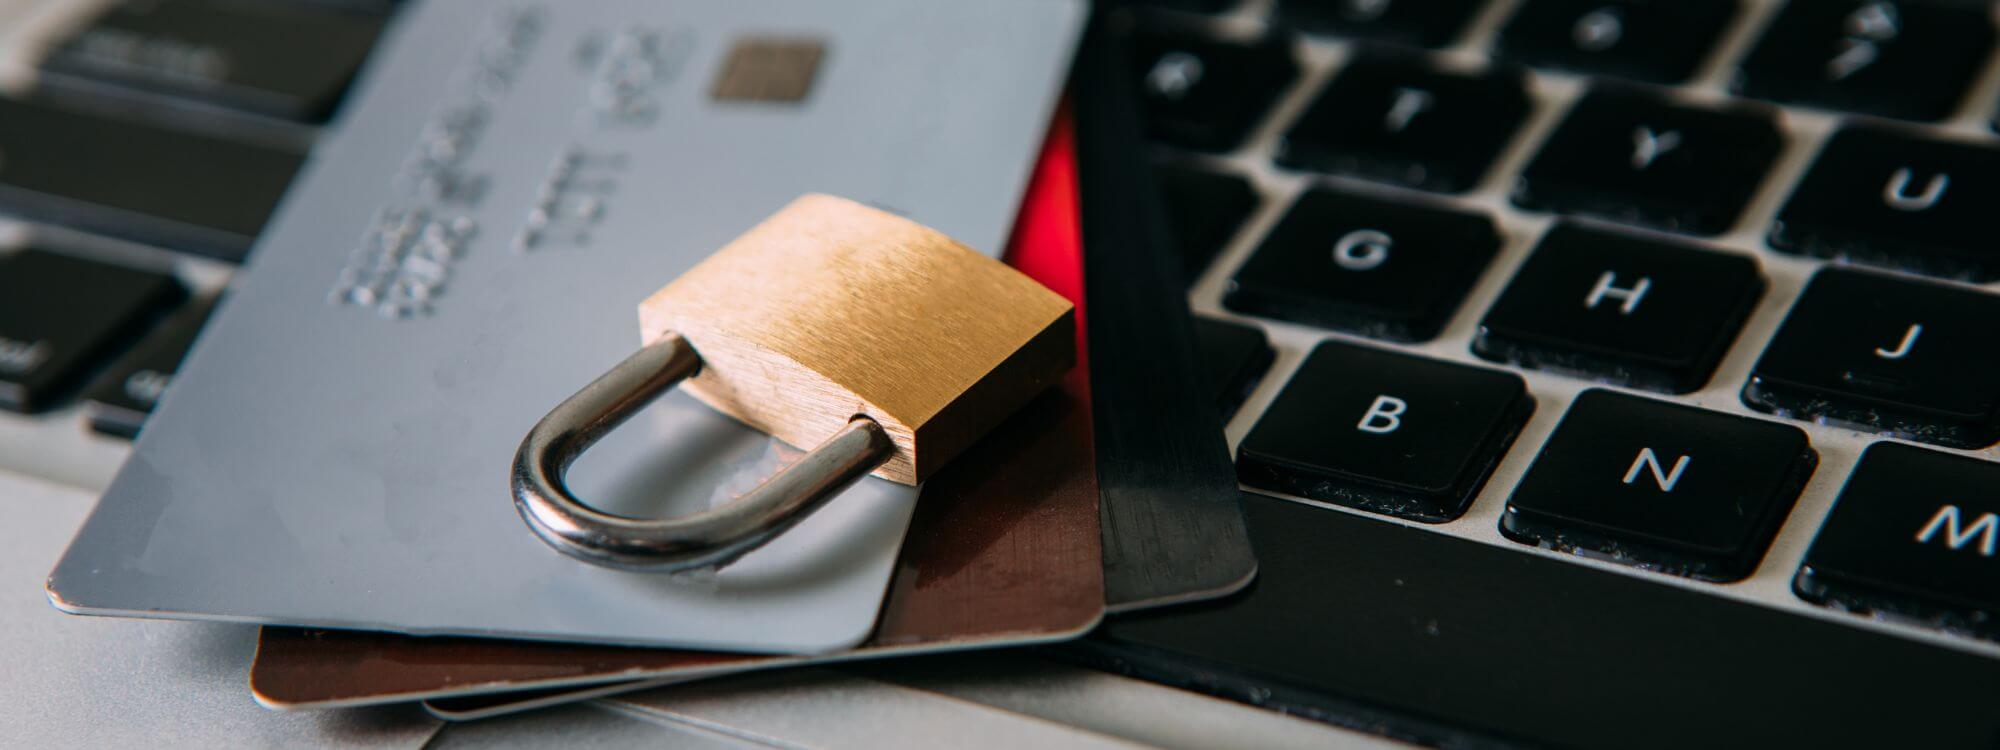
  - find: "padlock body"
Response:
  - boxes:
[639,194,1075,484]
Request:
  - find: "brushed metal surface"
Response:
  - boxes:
[600,668,1151,750]
[2,471,440,748]
[637,194,1076,485]
[859,653,1411,750]
[428,703,766,749]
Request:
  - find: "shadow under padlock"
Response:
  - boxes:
[560,388,901,593]
[562,393,766,523]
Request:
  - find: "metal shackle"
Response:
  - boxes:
[511,333,894,573]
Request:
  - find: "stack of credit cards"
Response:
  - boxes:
[34,0,1259,725]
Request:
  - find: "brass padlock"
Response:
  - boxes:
[513,194,1075,573]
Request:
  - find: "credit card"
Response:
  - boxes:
[1071,14,1257,611]
[252,111,1103,711]
[49,0,1084,652]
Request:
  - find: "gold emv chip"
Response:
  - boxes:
[711,38,826,102]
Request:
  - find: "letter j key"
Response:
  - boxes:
[1744,268,2000,449]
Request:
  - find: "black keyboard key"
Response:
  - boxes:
[1796,442,2000,638]
[1512,87,1781,235]
[1502,389,1815,583]
[1278,53,1531,193]
[1742,268,2000,449]
[1194,317,1274,418]
[1279,0,1489,48]
[1474,222,1763,394]
[82,297,213,438]
[1496,0,1740,84]
[1238,341,1533,523]
[1770,126,2000,283]
[1157,162,1259,282]
[0,249,183,413]
[1224,187,1499,342]
[39,0,385,122]
[1132,28,1300,152]
[1732,0,1992,122]
[0,97,303,261]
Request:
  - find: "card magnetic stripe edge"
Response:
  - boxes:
[1071,10,1257,612]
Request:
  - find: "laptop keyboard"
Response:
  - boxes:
[1143,0,2000,652]
[0,0,392,487]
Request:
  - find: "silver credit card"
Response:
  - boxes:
[49,0,1082,652]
